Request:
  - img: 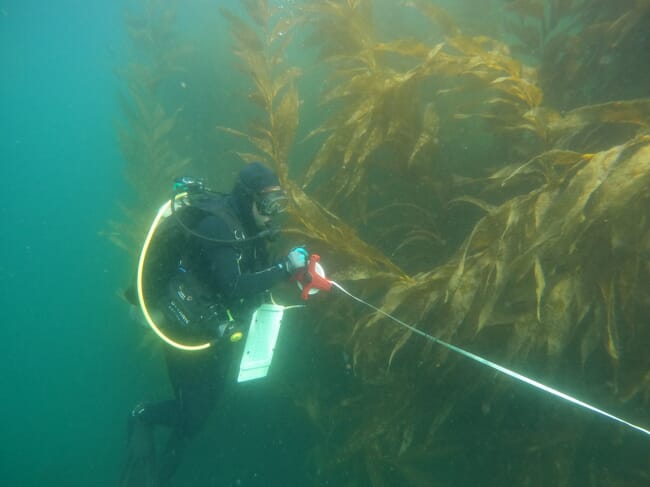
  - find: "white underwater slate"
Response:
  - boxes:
[237,304,285,382]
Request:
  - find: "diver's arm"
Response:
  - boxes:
[227,264,286,299]
[197,216,286,300]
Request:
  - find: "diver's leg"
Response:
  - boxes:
[119,399,181,487]
[157,346,232,484]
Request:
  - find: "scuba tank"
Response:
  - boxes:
[137,177,256,351]
[143,177,277,301]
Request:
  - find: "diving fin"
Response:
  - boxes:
[120,414,158,487]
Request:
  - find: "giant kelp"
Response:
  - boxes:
[291,2,650,484]
[218,0,407,281]
[299,0,550,218]
[114,0,650,485]
[504,0,650,108]
[108,0,192,254]
[218,0,301,179]
[300,0,445,215]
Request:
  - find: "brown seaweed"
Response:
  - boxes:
[112,1,650,485]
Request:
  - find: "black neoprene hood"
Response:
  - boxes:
[231,162,281,230]
[237,162,280,194]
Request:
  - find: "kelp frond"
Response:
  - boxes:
[218,3,302,180]
[121,0,193,90]
[110,0,191,254]
[219,1,407,282]
[330,133,650,485]
[113,1,650,484]
[302,1,448,210]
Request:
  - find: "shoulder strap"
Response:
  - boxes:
[190,193,245,241]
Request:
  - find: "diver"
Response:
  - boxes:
[120,162,309,486]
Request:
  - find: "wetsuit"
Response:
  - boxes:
[121,190,287,486]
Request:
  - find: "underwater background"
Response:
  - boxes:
[1,1,132,485]
[2,0,650,486]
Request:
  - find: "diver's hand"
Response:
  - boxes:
[284,246,309,274]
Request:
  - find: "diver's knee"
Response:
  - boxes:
[129,402,148,420]
[127,402,154,435]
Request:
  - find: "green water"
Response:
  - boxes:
[2,1,649,485]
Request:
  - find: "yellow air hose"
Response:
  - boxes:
[136,193,212,351]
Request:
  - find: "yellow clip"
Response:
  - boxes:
[230,331,244,343]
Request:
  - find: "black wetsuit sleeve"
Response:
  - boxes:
[196,215,286,301]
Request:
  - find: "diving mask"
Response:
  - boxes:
[255,188,288,217]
